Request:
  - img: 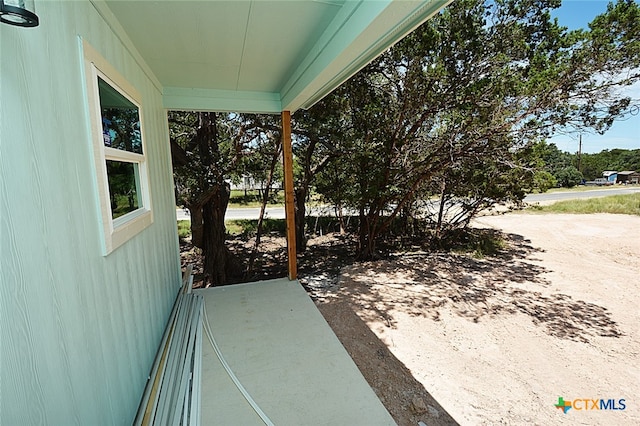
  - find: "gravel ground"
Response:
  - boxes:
[313,213,639,425]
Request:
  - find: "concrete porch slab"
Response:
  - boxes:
[195,278,395,425]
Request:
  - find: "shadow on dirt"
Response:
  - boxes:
[317,299,459,426]
[330,231,622,344]
[182,226,622,343]
[183,233,354,286]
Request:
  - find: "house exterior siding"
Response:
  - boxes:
[1,1,181,424]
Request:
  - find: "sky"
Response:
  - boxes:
[548,0,639,154]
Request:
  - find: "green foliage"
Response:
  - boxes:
[538,142,577,172]
[228,190,283,208]
[169,0,640,266]
[439,229,507,259]
[307,0,639,257]
[533,170,558,192]
[170,112,282,211]
[226,219,286,238]
[224,220,244,236]
[101,106,142,154]
[177,220,191,239]
[106,161,139,218]
[169,111,283,284]
[233,114,284,195]
[535,140,639,181]
[580,148,640,180]
[555,166,584,187]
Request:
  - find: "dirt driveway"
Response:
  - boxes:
[315,213,639,425]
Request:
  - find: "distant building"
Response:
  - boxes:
[616,171,639,184]
[227,175,257,192]
[227,176,282,193]
[602,171,618,183]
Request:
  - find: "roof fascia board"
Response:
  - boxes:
[163,87,282,114]
[89,0,163,93]
[280,0,384,109]
[281,0,452,111]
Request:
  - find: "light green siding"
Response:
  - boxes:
[0,1,181,424]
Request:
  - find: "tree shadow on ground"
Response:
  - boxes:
[332,231,622,344]
[229,233,357,283]
[317,299,459,426]
[183,227,622,343]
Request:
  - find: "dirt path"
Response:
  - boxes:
[316,213,639,425]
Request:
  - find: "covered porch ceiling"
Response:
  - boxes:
[101,0,451,113]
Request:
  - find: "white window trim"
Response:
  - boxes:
[82,40,153,255]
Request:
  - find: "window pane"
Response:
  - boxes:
[98,77,143,154]
[106,160,142,219]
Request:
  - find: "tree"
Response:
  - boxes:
[535,141,640,181]
[536,141,581,186]
[426,142,548,239]
[291,94,353,250]
[246,100,346,253]
[555,166,584,187]
[170,111,248,286]
[244,118,282,276]
[533,170,557,192]
[309,0,639,258]
[580,148,640,180]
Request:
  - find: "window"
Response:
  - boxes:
[83,40,153,254]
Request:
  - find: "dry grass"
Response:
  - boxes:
[529,193,640,215]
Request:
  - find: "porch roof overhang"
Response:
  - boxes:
[99,0,451,114]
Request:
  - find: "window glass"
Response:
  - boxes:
[84,39,153,254]
[106,160,141,219]
[98,77,143,154]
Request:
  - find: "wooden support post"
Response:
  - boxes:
[282,111,298,280]
[281,110,297,280]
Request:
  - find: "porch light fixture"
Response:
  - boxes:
[0,0,39,27]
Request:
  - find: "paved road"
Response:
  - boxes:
[523,187,639,203]
[176,204,341,221]
[176,206,286,221]
[176,187,639,221]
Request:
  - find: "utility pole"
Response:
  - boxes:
[577,134,582,173]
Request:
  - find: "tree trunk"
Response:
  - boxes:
[336,202,346,234]
[358,206,378,260]
[170,111,248,286]
[196,112,242,286]
[358,205,365,256]
[201,183,242,286]
[435,181,448,240]
[247,142,281,275]
[190,205,204,248]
